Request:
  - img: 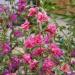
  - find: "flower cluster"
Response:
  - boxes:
[18,0,27,12]
[0,0,74,75]
[43,58,55,74]
[50,43,64,58]
[23,53,38,70]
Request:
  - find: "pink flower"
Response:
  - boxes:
[11,73,17,75]
[21,20,30,30]
[28,7,37,16]
[50,43,63,57]
[50,43,58,48]
[71,50,75,57]
[46,23,57,36]
[8,56,20,72]
[23,53,32,64]
[60,64,70,73]
[10,14,17,22]
[44,34,50,44]
[43,58,55,72]
[24,34,43,48]
[14,30,23,37]
[34,34,43,45]
[32,47,45,57]
[24,34,35,48]
[3,73,16,75]
[2,42,11,54]
[37,12,49,23]
[0,5,5,13]
[29,59,38,70]
[18,0,27,12]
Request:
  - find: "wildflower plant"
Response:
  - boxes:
[0,0,75,75]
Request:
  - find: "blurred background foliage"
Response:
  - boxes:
[29,0,75,18]
[4,0,75,18]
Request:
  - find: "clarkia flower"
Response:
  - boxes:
[50,43,63,58]
[37,12,49,23]
[2,42,11,54]
[3,69,10,75]
[50,43,58,48]
[14,30,23,37]
[24,34,35,48]
[43,58,55,73]
[0,4,5,13]
[32,47,45,57]
[23,53,32,64]
[60,64,70,73]
[29,59,38,70]
[46,23,57,36]
[24,34,43,48]
[71,50,75,57]
[3,71,16,75]
[34,34,43,45]
[8,56,20,72]
[44,34,50,44]
[11,73,17,75]
[11,56,20,64]
[10,14,17,22]
[28,7,37,16]
[18,0,27,12]
[21,20,30,30]
[23,54,38,70]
